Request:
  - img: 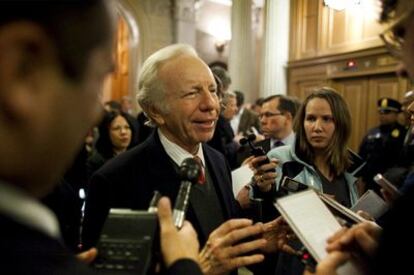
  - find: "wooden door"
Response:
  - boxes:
[332,78,369,151]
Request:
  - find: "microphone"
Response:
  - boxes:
[172,158,201,229]
[147,191,161,213]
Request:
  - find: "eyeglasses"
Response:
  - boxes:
[379,9,414,58]
[258,111,284,119]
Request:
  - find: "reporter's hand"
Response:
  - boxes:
[326,221,382,259]
[251,157,278,192]
[380,188,399,204]
[236,184,251,209]
[199,219,266,275]
[261,217,296,254]
[76,248,97,264]
[158,197,199,267]
[356,210,374,221]
[303,251,350,275]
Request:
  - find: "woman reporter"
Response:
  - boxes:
[268,87,363,207]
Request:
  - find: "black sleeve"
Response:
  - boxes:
[81,173,112,249]
[165,259,203,275]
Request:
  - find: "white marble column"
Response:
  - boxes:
[260,0,290,97]
[174,0,196,46]
[228,0,254,103]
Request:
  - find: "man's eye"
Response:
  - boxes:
[184,91,198,97]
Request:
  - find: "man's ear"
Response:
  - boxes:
[145,105,165,125]
[285,112,293,123]
[0,22,55,122]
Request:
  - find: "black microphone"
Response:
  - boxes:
[172,158,201,229]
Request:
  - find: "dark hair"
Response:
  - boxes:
[293,87,352,175]
[95,111,136,159]
[255,97,264,106]
[262,95,301,118]
[0,1,111,81]
[213,74,224,99]
[234,90,245,108]
[211,66,231,91]
[380,0,398,22]
[104,100,122,112]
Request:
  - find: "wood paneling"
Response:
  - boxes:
[290,0,384,60]
[109,17,130,101]
[331,78,369,151]
[288,51,410,152]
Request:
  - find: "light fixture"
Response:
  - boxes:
[324,0,360,11]
[207,18,231,54]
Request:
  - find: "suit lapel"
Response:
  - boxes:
[145,131,181,196]
[202,144,233,219]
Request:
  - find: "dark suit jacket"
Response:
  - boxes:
[0,214,94,275]
[208,115,239,169]
[0,212,202,275]
[82,131,241,249]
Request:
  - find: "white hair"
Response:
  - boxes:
[137,44,198,127]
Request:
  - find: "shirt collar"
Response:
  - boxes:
[0,181,60,239]
[158,129,205,167]
[271,131,295,147]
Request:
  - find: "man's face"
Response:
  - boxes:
[38,43,113,190]
[378,110,399,125]
[156,55,220,153]
[222,97,238,120]
[259,98,289,139]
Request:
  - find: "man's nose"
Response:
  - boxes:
[201,90,219,110]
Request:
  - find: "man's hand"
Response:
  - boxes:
[76,248,97,264]
[236,185,251,209]
[251,156,278,192]
[303,251,350,275]
[158,197,199,268]
[326,221,382,258]
[261,217,296,254]
[199,219,266,275]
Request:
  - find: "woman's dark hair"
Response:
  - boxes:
[95,110,136,159]
[293,87,352,175]
[0,1,111,81]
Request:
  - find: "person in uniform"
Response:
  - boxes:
[359,97,407,192]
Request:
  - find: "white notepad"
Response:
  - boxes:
[275,189,364,275]
[351,190,389,219]
[231,165,253,197]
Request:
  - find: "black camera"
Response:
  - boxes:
[93,209,158,274]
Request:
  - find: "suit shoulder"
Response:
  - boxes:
[93,143,150,177]
[204,143,226,161]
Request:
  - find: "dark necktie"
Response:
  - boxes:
[193,156,205,184]
[273,140,284,148]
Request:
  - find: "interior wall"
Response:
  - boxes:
[287,0,410,151]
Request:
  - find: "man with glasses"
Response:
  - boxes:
[358,97,406,194]
[237,95,299,166]
[306,1,414,274]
